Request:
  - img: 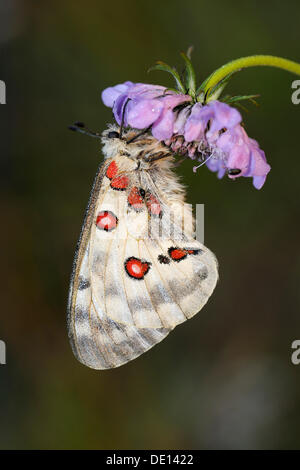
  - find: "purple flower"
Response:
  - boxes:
[102,82,191,133]
[101,81,271,189]
[207,125,271,189]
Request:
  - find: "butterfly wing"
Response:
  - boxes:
[68,156,218,369]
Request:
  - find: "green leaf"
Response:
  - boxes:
[222,94,260,104]
[180,52,197,98]
[148,61,186,94]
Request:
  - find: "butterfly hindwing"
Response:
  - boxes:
[140,172,218,322]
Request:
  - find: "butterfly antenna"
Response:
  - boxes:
[68,121,102,139]
[149,152,172,163]
[126,126,152,144]
[119,98,130,139]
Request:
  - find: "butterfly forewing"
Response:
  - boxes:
[68,144,218,369]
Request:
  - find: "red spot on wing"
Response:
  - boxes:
[168,247,188,261]
[146,192,162,217]
[106,160,118,179]
[167,247,202,262]
[128,187,144,210]
[124,257,151,280]
[187,249,201,255]
[96,210,118,232]
[110,175,129,190]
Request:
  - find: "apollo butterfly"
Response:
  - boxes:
[67,125,218,369]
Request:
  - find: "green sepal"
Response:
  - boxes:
[164,87,180,94]
[180,52,197,99]
[196,71,214,96]
[205,71,238,102]
[148,61,186,94]
[222,94,260,105]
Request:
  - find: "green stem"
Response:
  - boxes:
[203,55,300,94]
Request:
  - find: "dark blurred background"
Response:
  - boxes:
[0,0,300,449]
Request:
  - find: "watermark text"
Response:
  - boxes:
[291,340,300,365]
[0,80,6,104]
[291,80,300,104]
[0,340,6,365]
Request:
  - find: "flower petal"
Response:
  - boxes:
[227,144,251,176]
[252,175,267,190]
[249,146,271,176]
[113,94,130,125]
[206,158,226,179]
[184,104,213,142]
[101,81,133,107]
[127,99,164,128]
[152,109,176,140]
[209,101,241,132]
[127,83,167,99]
[173,106,192,134]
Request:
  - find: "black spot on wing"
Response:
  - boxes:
[198,266,208,280]
[158,254,170,264]
[78,276,90,290]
